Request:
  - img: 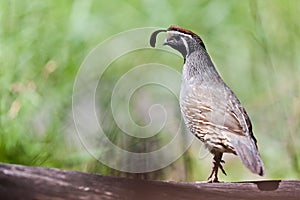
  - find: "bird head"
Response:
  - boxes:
[150,25,206,58]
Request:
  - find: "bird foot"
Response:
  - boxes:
[207,158,227,183]
[207,177,219,183]
[207,161,219,182]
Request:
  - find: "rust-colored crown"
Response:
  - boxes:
[167,25,206,50]
[167,26,196,36]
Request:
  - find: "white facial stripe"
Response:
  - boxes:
[167,30,193,39]
[181,37,189,56]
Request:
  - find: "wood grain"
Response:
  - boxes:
[0,163,299,200]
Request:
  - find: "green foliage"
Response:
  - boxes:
[1,0,299,181]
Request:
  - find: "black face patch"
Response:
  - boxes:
[167,42,187,58]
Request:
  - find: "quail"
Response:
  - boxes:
[150,26,264,182]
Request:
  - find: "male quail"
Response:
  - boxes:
[150,26,264,182]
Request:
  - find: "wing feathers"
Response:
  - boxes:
[229,134,265,176]
[181,84,265,176]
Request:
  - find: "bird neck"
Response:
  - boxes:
[183,49,221,84]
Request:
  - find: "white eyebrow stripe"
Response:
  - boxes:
[167,30,193,39]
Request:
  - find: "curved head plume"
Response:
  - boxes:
[150,25,206,59]
[150,29,167,47]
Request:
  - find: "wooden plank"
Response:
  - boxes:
[0,163,299,200]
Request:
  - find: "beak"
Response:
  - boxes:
[163,39,169,46]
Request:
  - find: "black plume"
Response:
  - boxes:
[150,29,166,47]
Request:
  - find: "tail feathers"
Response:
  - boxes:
[230,135,265,176]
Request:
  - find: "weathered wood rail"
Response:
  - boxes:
[0,163,299,200]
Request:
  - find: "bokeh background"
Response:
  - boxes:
[1,0,299,182]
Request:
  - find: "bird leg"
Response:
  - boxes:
[207,152,227,182]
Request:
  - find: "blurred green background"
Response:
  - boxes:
[1,0,300,182]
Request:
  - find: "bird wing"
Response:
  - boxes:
[181,84,246,138]
[224,87,265,176]
[181,83,264,175]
